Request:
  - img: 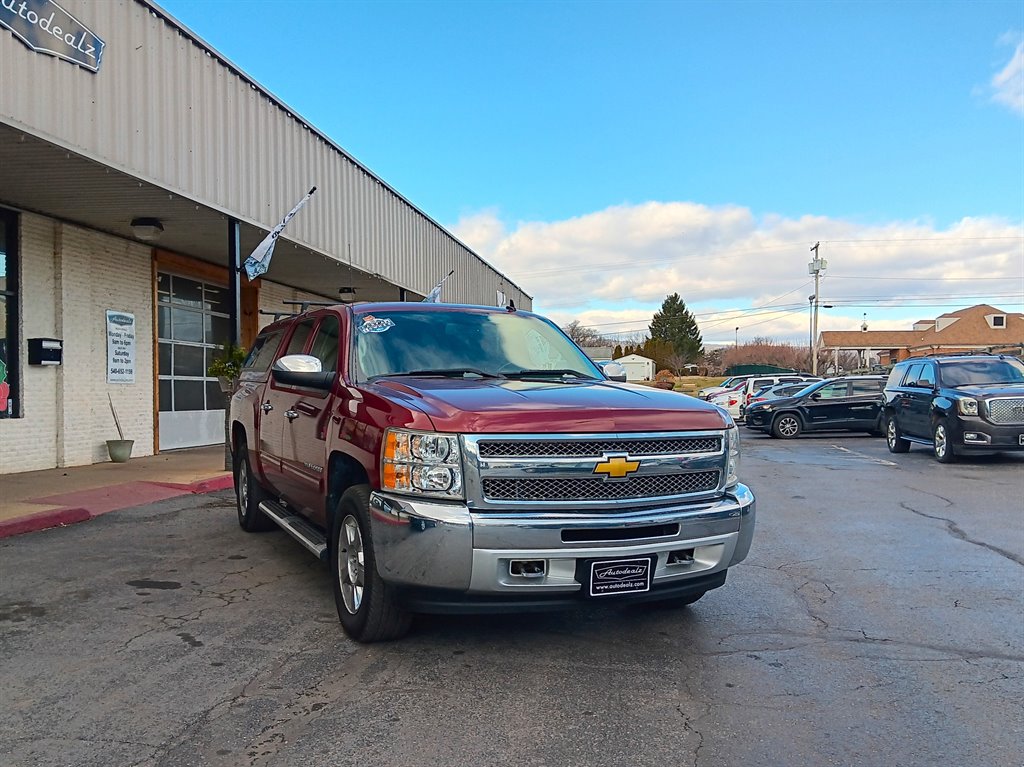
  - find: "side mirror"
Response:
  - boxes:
[271,354,334,390]
[597,361,628,383]
[810,392,822,401]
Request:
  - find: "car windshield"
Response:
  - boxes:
[352,309,602,382]
[938,358,1024,387]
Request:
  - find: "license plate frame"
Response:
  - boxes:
[587,555,655,597]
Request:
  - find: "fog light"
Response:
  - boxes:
[509,560,546,578]
[962,432,989,444]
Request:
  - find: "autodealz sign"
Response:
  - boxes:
[0,0,105,72]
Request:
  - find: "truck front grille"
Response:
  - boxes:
[988,397,1024,424]
[477,436,721,458]
[482,471,720,502]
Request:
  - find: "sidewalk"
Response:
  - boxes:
[0,445,233,539]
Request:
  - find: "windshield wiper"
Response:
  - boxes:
[375,368,506,380]
[503,368,599,381]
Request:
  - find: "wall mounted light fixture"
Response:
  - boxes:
[130,217,163,242]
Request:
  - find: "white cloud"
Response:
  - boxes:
[992,40,1024,114]
[451,203,1023,345]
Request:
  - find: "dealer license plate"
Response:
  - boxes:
[588,556,654,597]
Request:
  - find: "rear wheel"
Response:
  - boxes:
[886,415,910,453]
[771,413,802,439]
[330,485,412,642]
[933,421,957,463]
[234,439,275,532]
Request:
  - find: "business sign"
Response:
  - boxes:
[106,311,135,384]
[0,0,105,72]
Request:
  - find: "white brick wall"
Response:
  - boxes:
[0,215,154,473]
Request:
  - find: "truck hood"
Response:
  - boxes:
[366,378,730,433]
[954,382,1024,398]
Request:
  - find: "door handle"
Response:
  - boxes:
[285,409,299,422]
[261,402,273,413]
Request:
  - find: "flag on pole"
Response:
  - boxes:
[243,186,317,281]
[423,270,454,303]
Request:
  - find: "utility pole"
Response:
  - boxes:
[808,242,827,376]
[735,327,739,347]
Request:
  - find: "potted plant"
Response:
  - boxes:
[208,343,247,393]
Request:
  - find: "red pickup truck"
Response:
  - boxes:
[230,302,755,642]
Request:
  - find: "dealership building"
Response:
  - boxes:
[0,0,530,474]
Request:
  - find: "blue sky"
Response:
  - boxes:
[159,0,1023,346]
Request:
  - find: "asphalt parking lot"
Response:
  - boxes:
[1,434,1022,767]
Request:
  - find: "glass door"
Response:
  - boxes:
[157,273,230,450]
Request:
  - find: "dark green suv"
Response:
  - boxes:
[882,354,1024,462]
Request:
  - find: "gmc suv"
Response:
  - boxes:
[229,302,756,642]
[882,354,1024,462]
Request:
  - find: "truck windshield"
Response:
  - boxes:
[352,309,603,382]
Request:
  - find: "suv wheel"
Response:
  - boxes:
[933,421,957,463]
[886,415,910,454]
[234,439,276,532]
[771,413,802,439]
[330,485,413,642]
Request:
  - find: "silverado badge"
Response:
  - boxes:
[593,455,641,480]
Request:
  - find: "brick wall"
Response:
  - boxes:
[0,215,154,473]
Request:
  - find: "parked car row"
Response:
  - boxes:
[705,374,820,421]
[735,353,1024,463]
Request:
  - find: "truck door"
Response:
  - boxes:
[278,314,341,523]
[259,318,317,494]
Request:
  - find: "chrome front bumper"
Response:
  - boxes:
[368,484,755,595]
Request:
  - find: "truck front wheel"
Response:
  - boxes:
[234,439,275,532]
[330,485,413,642]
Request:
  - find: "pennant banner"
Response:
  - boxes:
[243,186,317,281]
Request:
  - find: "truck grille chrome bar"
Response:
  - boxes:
[482,471,720,502]
[477,436,722,458]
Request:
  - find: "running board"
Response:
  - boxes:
[259,500,329,562]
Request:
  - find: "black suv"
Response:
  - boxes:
[882,354,1024,462]
[744,375,887,439]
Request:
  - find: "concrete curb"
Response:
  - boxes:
[0,474,233,540]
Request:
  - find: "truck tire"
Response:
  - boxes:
[331,485,413,642]
[933,420,957,463]
[771,413,802,439]
[885,415,910,454]
[234,439,276,532]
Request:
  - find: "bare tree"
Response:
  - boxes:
[561,321,608,347]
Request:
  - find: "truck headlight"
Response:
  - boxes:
[725,424,740,488]
[383,429,464,499]
[956,397,979,416]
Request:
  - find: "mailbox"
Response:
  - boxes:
[28,338,63,366]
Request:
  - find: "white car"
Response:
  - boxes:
[709,382,747,420]
[698,375,755,400]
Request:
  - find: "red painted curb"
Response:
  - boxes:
[0,507,92,539]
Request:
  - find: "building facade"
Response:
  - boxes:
[0,0,530,473]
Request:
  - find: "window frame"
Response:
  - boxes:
[0,207,20,419]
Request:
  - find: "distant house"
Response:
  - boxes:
[616,354,657,381]
[819,304,1023,369]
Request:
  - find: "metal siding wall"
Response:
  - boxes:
[0,0,529,308]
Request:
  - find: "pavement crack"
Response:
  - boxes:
[899,501,1024,567]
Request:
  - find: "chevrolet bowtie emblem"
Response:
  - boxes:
[593,455,641,479]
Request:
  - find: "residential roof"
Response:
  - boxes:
[820,304,1023,351]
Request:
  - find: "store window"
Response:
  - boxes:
[0,209,19,418]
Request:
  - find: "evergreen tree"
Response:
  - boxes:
[613,344,623,359]
[649,293,703,361]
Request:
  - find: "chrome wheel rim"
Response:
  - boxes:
[339,515,365,615]
[934,424,947,459]
[779,417,798,437]
[887,419,897,448]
